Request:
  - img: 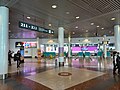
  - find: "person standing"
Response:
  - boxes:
[8,50,12,66]
[14,50,21,68]
[113,51,117,75]
[116,52,120,74]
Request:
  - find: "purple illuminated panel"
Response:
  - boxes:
[72,47,81,53]
[72,46,98,53]
[87,46,97,51]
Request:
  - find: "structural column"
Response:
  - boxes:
[114,25,120,52]
[43,44,45,52]
[0,6,9,79]
[37,37,40,49]
[58,27,64,66]
[37,37,41,62]
[68,32,71,57]
[103,35,107,58]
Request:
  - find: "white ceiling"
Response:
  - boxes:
[1,0,120,38]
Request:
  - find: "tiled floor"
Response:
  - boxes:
[0,57,120,90]
[26,67,104,90]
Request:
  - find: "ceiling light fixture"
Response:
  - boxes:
[52,4,57,9]
[49,23,52,27]
[48,40,54,43]
[101,28,104,29]
[111,17,115,21]
[75,26,78,28]
[27,16,31,19]
[109,31,111,33]
[91,23,94,25]
[86,30,88,32]
[97,26,99,27]
[76,16,79,19]
[84,39,89,42]
[73,32,75,34]
[66,12,70,14]
[83,38,91,43]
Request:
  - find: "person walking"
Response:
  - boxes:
[14,50,21,68]
[8,50,12,66]
[116,52,120,74]
[113,51,117,75]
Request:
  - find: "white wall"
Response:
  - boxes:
[9,36,115,56]
[10,39,37,56]
[71,36,115,44]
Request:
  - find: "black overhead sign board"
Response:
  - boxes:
[19,21,54,34]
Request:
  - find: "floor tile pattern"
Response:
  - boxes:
[0,57,120,90]
[26,67,104,90]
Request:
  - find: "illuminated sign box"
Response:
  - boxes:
[23,42,37,48]
[15,42,37,48]
[19,21,54,34]
[102,41,109,44]
[15,42,23,47]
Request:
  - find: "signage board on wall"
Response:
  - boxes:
[15,42,23,47]
[19,21,54,34]
[15,42,37,48]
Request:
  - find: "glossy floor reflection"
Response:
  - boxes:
[26,67,104,90]
[71,57,113,70]
[0,57,120,90]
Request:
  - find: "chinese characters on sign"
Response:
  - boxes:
[19,21,54,34]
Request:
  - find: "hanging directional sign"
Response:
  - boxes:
[19,21,54,34]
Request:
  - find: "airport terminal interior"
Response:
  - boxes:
[0,0,120,90]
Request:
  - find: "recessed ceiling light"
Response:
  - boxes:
[66,12,70,14]
[9,22,10,24]
[75,26,78,28]
[49,23,52,27]
[111,17,115,21]
[86,30,88,32]
[73,32,75,34]
[91,23,94,25]
[27,16,31,19]
[97,26,99,27]
[101,28,104,29]
[52,4,57,9]
[76,16,79,19]
[109,31,111,33]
